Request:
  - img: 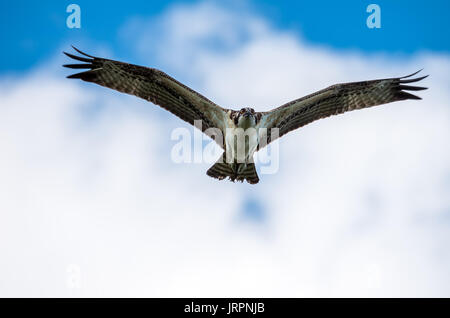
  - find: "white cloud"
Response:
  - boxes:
[1,2,450,297]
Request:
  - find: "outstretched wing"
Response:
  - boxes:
[258,71,428,146]
[63,47,228,141]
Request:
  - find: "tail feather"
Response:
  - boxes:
[207,159,259,184]
[236,163,259,184]
[206,161,234,181]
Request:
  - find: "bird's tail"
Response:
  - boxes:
[206,158,259,184]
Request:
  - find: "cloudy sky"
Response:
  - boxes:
[1,0,449,297]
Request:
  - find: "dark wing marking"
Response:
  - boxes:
[258,71,428,146]
[63,47,228,144]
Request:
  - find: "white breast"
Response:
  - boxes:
[224,114,259,163]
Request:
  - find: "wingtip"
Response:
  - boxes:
[66,72,86,79]
[401,69,423,79]
[63,51,92,63]
[401,69,431,80]
[66,70,97,80]
[398,73,429,84]
[397,91,422,100]
[63,63,91,69]
[397,85,428,91]
[71,45,95,58]
[417,74,429,81]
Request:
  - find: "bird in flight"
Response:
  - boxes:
[64,47,428,184]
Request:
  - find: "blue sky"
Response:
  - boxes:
[1,0,449,73]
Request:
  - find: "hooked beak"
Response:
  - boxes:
[244,111,252,118]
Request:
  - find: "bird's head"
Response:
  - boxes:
[234,107,257,127]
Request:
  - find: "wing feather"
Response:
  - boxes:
[259,71,428,146]
[63,47,228,142]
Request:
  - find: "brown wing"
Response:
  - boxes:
[63,47,228,139]
[258,71,428,146]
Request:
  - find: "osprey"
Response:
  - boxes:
[64,47,428,184]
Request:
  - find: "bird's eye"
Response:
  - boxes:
[240,109,245,114]
[251,108,255,113]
